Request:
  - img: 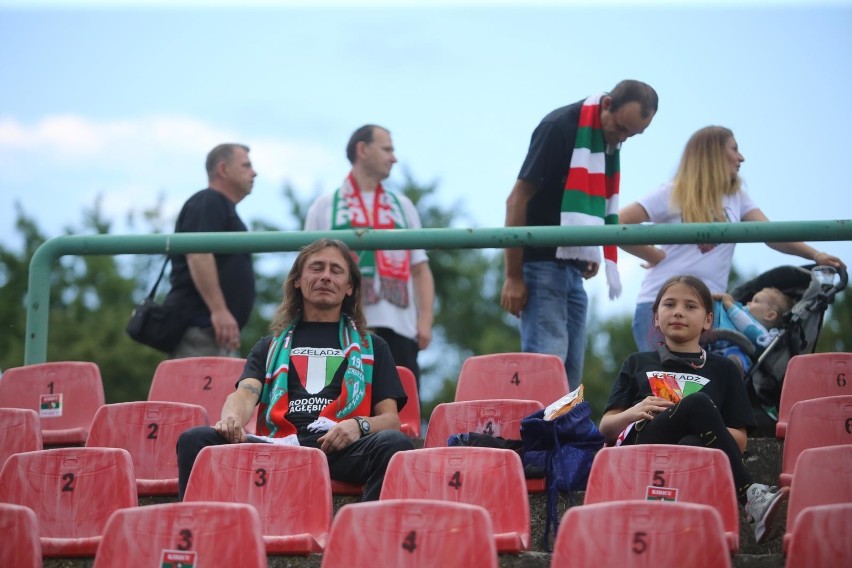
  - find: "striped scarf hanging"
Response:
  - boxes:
[255,316,374,438]
[331,174,411,308]
[557,93,622,299]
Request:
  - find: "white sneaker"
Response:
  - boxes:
[744,483,786,543]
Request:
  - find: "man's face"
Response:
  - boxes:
[599,99,655,145]
[222,147,257,198]
[358,128,397,181]
[295,246,353,312]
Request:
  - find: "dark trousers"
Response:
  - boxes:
[373,327,421,389]
[176,426,414,501]
[626,392,753,503]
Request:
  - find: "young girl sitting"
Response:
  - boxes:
[599,274,785,544]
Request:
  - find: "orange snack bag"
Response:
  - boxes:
[648,373,683,403]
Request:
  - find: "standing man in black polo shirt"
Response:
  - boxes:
[500,80,658,390]
[164,143,257,358]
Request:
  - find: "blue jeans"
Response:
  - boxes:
[520,261,587,391]
[632,302,661,351]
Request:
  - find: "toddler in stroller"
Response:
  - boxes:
[703,264,848,421]
[710,286,794,375]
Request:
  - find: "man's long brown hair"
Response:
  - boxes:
[269,238,367,336]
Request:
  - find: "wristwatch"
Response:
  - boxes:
[353,416,371,437]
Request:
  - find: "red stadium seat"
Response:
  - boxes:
[0,362,105,445]
[783,445,852,553]
[0,447,137,556]
[776,353,852,439]
[379,446,530,552]
[0,407,42,469]
[780,395,852,487]
[0,503,42,568]
[552,501,731,568]
[785,504,852,568]
[183,444,331,553]
[86,401,209,496]
[147,356,258,431]
[585,445,740,553]
[397,366,421,438]
[424,399,545,492]
[322,499,498,568]
[454,353,569,406]
[92,502,267,568]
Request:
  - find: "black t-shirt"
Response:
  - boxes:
[604,351,756,431]
[164,188,255,328]
[239,321,407,438]
[517,100,583,263]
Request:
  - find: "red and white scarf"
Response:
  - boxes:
[557,93,622,299]
[331,173,411,307]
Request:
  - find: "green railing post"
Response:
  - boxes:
[25,220,851,364]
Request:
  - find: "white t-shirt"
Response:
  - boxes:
[304,190,429,341]
[635,182,759,303]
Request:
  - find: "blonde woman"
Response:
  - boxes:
[620,126,844,351]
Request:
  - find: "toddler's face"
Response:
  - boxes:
[747,288,778,327]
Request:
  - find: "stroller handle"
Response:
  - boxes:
[835,264,848,292]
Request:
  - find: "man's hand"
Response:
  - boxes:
[582,261,600,280]
[501,276,527,317]
[416,320,432,350]
[214,416,247,444]
[318,419,361,453]
[211,308,240,350]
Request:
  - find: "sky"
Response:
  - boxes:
[1,0,851,326]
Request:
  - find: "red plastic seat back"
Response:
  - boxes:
[379,446,530,552]
[93,502,267,568]
[585,445,740,553]
[776,353,852,439]
[0,408,42,469]
[0,447,137,556]
[454,353,569,406]
[424,399,543,448]
[148,356,250,424]
[783,445,852,552]
[184,444,332,553]
[781,395,852,487]
[86,401,208,495]
[397,366,421,437]
[0,503,42,568]
[554,501,731,568]
[322,499,498,568]
[0,362,105,445]
[785,503,852,568]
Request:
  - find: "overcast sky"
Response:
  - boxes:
[1,0,850,323]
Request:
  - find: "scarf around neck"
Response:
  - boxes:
[255,316,374,438]
[557,93,622,299]
[332,173,411,308]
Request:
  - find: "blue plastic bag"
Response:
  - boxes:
[520,401,604,549]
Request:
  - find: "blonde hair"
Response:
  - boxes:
[671,126,741,223]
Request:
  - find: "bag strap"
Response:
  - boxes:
[146,257,170,300]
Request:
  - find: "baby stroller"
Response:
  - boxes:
[704,264,848,421]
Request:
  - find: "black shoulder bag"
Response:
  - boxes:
[126,257,188,352]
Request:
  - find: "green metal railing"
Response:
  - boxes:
[25,220,851,364]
